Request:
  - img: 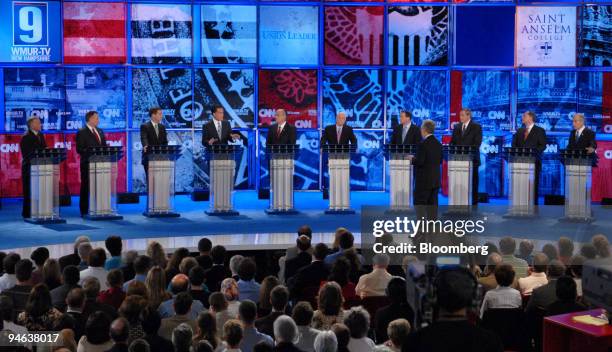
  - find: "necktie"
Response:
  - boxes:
[462,124,467,136]
[216,121,221,138]
[523,128,529,141]
[92,128,101,145]
[154,123,159,138]
[336,127,342,143]
[402,126,408,143]
[576,130,581,140]
[277,125,282,137]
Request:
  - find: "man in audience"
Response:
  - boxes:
[376,318,410,352]
[558,237,575,266]
[519,252,549,295]
[123,255,152,291]
[192,238,213,270]
[77,242,93,271]
[569,255,585,297]
[239,300,274,352]
[51,265,80,311]
[499,237,529,279]
[478,253,502,293]
[142,307,174,352]
[1,259,34,317]
[105,236,123,271]
[80,248,109,289]
[332,323,351,352]
[99,269,126,310]
[256,285,290,339]
[209,292,233,337]
[518,240,534,265]
[82,277,118,321]
[285,235,313,282]
[172,323,193,352]
[580,243,597,260]
[121,250,139,282]
[224,319,244,352]
[237,257,261,303]
[286,225,314,261]
[288,243,330,299]
[158,274,204,320]
[355,254,392,298]
[189,266,210,309]
[324,230,363,266]
[159,292,197,340]
[65,287,87,341]
[204,245,229,292]
[0,253,20,292]
[0,296,27,335]
[273,315,301,352]
[545,276,586,316]
[229,255,244,282]
[59,236,90,270]
[526,260,566,313]
[344,306,375,351]
[375,277,415,343]
[292,302,320,352]
[30,247,49,284]
[479,264,521,318]
[402,267,503,351]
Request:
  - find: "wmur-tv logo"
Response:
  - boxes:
[10,1,52,62]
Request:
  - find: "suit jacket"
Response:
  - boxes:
[375,303,415,343]
[51,284,80,312]
[202,119,234,145]
[140,121,168,163]
[390,124,421,145]
[526,279,558,313]
[255,311,284,339]
[512,125,547,153]
[267,123,297,145]
[321,124,357,145]
[413,135,443,190]
[65,310,86,340]
[20,130,47,165]
[204,265,230,293]
[59,253,81,271]
[158,315,197,341]
[567,127,597,151]
[76,126,107,163]
[450,121,483,166]
[284,251,312,282]
[288,261,330,298]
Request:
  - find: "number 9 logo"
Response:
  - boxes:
[13,3,48,46]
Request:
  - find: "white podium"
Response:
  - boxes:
[85,146,124,220]
[323,144,356,214]
[560,149,595,222]
[445,145,478,213]
[265,144,299,214]
[206,144,239,216]
[385,144,416,211]
[504,147,539,218]
[144,145,182,218]
[25,148,67,224]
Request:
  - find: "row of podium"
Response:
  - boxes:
[24,144,596,224]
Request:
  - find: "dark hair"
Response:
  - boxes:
[133,255,152,275]
[338,231,354,250]
[292,301,314,326]
[198,238,213,253]
[499,237,516,255]
[194,340,214,352]
[387,277,407,303]
[558,237,575,258]
[297,225,312,239]
[25,284,52,317]
[3,253,20,275]
[195,311,218,349]
[85,311,111,345]
[141,307,162,335]
[519,240,534,257]
[174,292,193,316]
[149,107,162,117]
[270,285,289,311]
[494,264,515,287]
[62,265,80,286]
[110,317,129,343]
[570,255,585,278]
[484,242,499,254]
[85,111,98,122]
[209,292,227,311]
[555,276,578,301]
[313,243,328,261]
[211,105,224,114]
[296,236,311,252]
[331,323,350,349]
[580,244,598,259]
[318,282,343,316]
[189,266,205,287]
[400,110,412,119]
[105,236,123,257]
[15,259,33,282]
[88,248,107,268]
[119,295,146,324]
[0,296,13,321]
[434,267,477,313]
[0,252,7,273]
[237,258,256,281]
[542,244,559,261]
[533,253,549,273]
[211,246,226,265]
[107,269,124,288]
[166,248,190,273]
[547,260,566,278]
[223,319,243,347]
[30,247,49,267]
[66,287,85,309]
[83,277,101,298]
[328,257,351,287]
[238,300,257,324]
[253,341,274,352]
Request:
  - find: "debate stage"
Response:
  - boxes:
[1,191,610,258]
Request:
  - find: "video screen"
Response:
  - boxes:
[201,5,256,64]
[580,5,611,67]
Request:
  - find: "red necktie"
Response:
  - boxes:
[277,126,282,137]
[93,128,101,144]
[523,128,529,141]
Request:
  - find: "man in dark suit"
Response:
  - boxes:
[567,113,597,153]
[267,109,297,145]
[390,111,421,145]
[512,111,547,205]
[202,105,245,146]
[19,116,47,218]
[254,285,289,339]
[203,245,230,292]
[412,120,443,219]
[76,111,107,217]
[450,108,483,205]
[284,235,312,282]
[140,107,169,181]
[321,112,357,146]
[288,243,330,299]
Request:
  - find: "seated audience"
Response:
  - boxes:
[313,330,337,352]
[196,237,214,270]
[80,248,109,290]
[145,266,170,310]
[499,237,529,279]
[77,242,93,271]
[229,255,244,282]
[172,323,193,352]
[375,318,410,352]
[179,257,199,277]
[158,274,204,320]
[292,302,320,352]
[324,258,358,303]
[256,285,290,339]
[558,237,575,266]
[343,306,375,352]
[82,277,117,321]
[159,292,197,341]
[580,243,597,260]
[2,259,35,318]
[569,255,585,297]
[193,311,221,351]
[121,250,138,282]
[592,234,610,258]
[146,242,168,269]
[124,255,152,291]
[285,235,313,282]
[141,307,174,352]
[204,246,230,293]
[273,315,302,352]
[331,324,350,352]
[518,252,549,295]
[324,230,363,268]
[286,226,314,261]
[194,340,215,352]
[526,260,566,313]
[545,276,587,317]
[108,317,130,352]
[51,264,80,311]
[0,253,20,292]
[288,243,330,299]
[77,311,113,352]
[258,276,280,317]
[238,257,261,303]
[221,277,240,317]
[312,282,345,330]
[99,269,126,310]
[105,235,123,271]
[209,292,234,337]
[542,244,559,262]
[189,266,210,309]
[30,247,49,285]
[518,240,534,265]
[165,248,190,285]
[223,319,244,352]
[374,277,415,343]
[355,254,392,298]
[0,296,27,335]
[59,236,90,270]
[239,299,273,352]
[480,264,521,318]
[65,287,87,340]
[119,294,147,343]
[42,258,62,290]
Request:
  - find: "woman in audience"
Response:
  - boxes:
[312,282,344,330]
[221,278,240,317]
[313,331,337,352]
[330,324,350,352]
[343,306,375,352]
[229,255,245,281]
[17,283,62,331]
[258,276,280,317]
[42,258,62,290]
[146,241,168,269]
[126,280,149,300]
[375,319,410,352]
[119,295,147,343]
[273,315,302,352]
[324,258,357,303]
[542,243,559,261]
[592,234,611,258]
[342,250,363,284]
[479,264,522,318]
[77,311,113,352]
[292,302,319,352]
[193,311,221,351]
[165,247,190,283]
[145,266,170,309]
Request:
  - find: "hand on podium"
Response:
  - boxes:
[586,147,595,154]
[230,133,241,141]
[208,138,217,145]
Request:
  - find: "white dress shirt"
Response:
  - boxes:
[480,286,522,318]
[0,273,17,292]
[518,272,548,295]
[355,268,393,298]
[575,126,585,139]
[79,266,109,290]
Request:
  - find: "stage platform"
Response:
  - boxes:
[0,191,609,258]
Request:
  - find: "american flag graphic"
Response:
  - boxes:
[63,2,126,64]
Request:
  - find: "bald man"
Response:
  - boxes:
[20,115,47,218]
[267,109,297,145]
[321,112,357,145]
[158,274,204,319]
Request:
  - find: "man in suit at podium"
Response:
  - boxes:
[512,111,547,205]
[321,112,357,146]
[76,111,107,217]
[412,120,442,219]
[450,108,483,205]
[202,106,245,146]
[567,113,596,154]
[266,109,297,145]
[390,111,421,145]
[20,116,47,218]
[140,107,169,181]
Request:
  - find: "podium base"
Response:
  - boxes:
[559,216,595,224]
[265,208,298,215]
[205,209,240,216]
[503,213,539,219]
[443,206,475,217]
[325,209,355,215]
[143,211,181,218]
[24,217,66,225]
[385,208,414,215]
[84,214,124,221]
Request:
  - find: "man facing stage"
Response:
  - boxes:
[412,120,443,213]
[321,112,357,145]
[567,113,596,154]
[390,111,421,145]
[450,108,483,205]
[140,107,169,181]
[76,111,107,217]
[20,116,47,219]
[202,105,244,146]
[512,111,547,205]
[266,109,297,145]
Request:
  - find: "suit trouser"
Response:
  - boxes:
[21,165,31,218]
[414,187,439,220]
[79,162,89,216]
[534,161,541,206]
[472,165,479,205]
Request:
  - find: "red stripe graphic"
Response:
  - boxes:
[63,20,125,39]
[450,70,463,130]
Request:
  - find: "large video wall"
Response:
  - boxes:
[0,1,610,201]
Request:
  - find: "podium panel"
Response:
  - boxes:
[144,145,182,218]
[85,146,124,221]
[389,158,413,211]
[328,155,351,212]
[209,159,237,214]
[448,159,473,206]
[564,164,592,220]
[25,148,67,224]
[508,161,535,216]
[268,155,296,213]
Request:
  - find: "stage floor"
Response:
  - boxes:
[0,191,609,257]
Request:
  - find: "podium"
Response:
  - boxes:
[384,144,416,211]
[323,144,356,214]
[144,145,182,218]
[445,145,479,212]
[24,148,67,224]
[503,147,540,218]
[205,144,240,216]
[85,146,124,221]
[560,149,595,223]
[265,144,299,215]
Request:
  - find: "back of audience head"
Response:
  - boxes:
[179,257,198,276]
[499,237,516,256]
[592,234,610,258]
[62,265,80,286]
[314,330,338,352]
[254,341,274,352]
[484,242,499,254]
[533,252,549,273]
[211,245,226,265]
[297,225,313,239]
[209,292,227,312]
[297,235,311,252]
[86,311,112,345]
[547,260,566,278]
[435,267,477,314]
[274,315,298,344]
[318,282,343,316]
[0,296,13,322]
[292,301,314,327]
[484,253,502,275]
[73,236,90,255]
[133,255,152,276]
[120,295,146,324]
[270,285,289,312]
[173,292,193,316]
[239,300,257,325]
[110,317,129,344]
[198,237,213,255]
[169,273,189,295]
[43,259,61,283]
[66,287,85,311]
[223,319,243,348]
[30,247,49,268]
[88,248,107,268]
[127,280,148,299]
[387,319,411,349]
[221,278,239,302]
[146,242,167,268]
[229,255,244,277]
[387,277,407,304]
[373,254,390,269]
[195,311,218,347]
[258,276,280,311]
[580,243,598,259]
[107,269,124,289]
[172,323,193,352]
[558,237,575,258]
[570,255,585,278]
[123,250,138,266]
[140,307,162,336]
[105,236,123,258]
[555,276,578,301]
[238,257,257,282]
[343,306,370,339]
[166,248,190,272]
[15,259,33,283]
[313,243,329,261]
[189,266,205,288]
[82,277,101,299]
[3,253,20,275]
[331,323,350,350]
[329,257,351,286]
[193,340,214,352]
[78,242,92,262]
[494,264,515,287]
[519,240,534,258]
[25,283,52,317]
[338,230,354,250]
[129,339,150,352]
[542,244,559,261]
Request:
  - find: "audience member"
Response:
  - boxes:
[518,252,549,295]
[480,264,521,318]
[313,330,337,352]
[158,292,197,340]
[292,301,320,352]
[239,299,273,352]
[526,260,566,313]
[82,277,118,321]
[343,306,375,352]
[80,248,109,290]
[569,255,585,297]
[121,250,139,282]
[285,235,313,282]
[229,255,244,282]
[2,258,34,317]
[196,237,214,270]
[99,269,126,310]
[325,258,358,302]
[158,274,204,319]
[179,257,199,276]
[108,317,130,352]
[189,266,210,309]
[193,311,221,351]
[124,255,152,291]
[324,230,361,267]
[355,254,392,298]
[238,257,261,303]
[105,235,124,271]
[580,243,597,260]
[141,307,174,352]
[286,226,314,261]
[126,280,149,299]
[30,247,49,285]
[165,248,191,284]
[224,319,244,352]
[375,318,410,352]
[51,264,80,311]
[221,277,240,317]
[256,285,290,339]
[119,294,147,343]
[65,287,87,340]
[146,242,168,269]
[331,324,350,352]
[204,246,230,292]
[209,292,233,337]
[194,340,215,352]
[0,253,20,292]
[273,315,302,352]
[592,234,610,258]
[288,243,329,299]
[0,296,27,335]
[59,236,90,270]
[42,258,62,290]
[545,276,587,317]
[77,242,93,271]
[129,339,151,352]
[558,237,575,266]
[518,240,534,265]
[77,311,113,352]
[258,276,281,317]
[312,282,344,330]
[542,244,559,262]
[145,266,170,309]
[374,277,415,343]
[499,237,529,279]
[172,323,193,352]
